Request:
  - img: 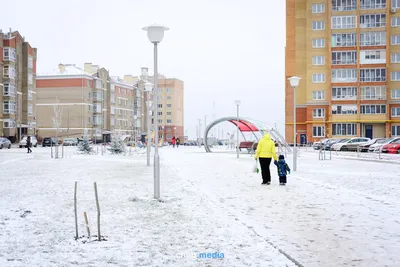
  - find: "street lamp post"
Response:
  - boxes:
[288,76,301,172]
[145,82,153,167]
[133,115,138,146]
[143,24,169,199]
[198,119,201,148]
[235,100,241,158]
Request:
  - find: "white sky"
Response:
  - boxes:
[1,0,286,139]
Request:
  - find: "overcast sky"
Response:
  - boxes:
[1,0,286,139]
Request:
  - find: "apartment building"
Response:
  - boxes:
[36,63,137,141]
[129,67,185,142]
[285,0,400,144]
[0,29,37,142]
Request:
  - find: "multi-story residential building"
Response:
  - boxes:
[285,0,400,144]
[0,29,37,142]
[128,67,185,143]
[36,63,137,141]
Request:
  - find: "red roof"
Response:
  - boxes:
[228,120,259,132]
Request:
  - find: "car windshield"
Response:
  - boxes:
[340,139,350,143]
[376,139,387,144]
[0,138,5,141]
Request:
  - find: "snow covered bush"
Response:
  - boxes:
[108,132,126,155]
[78,139,93,154]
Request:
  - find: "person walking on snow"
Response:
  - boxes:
[254,133,277,185]
[274,155,290,186]
[171,136,176,148]
[176,138,180,148]
[26,136,32,153]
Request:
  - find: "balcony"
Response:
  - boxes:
[360,2,386,9]
[332,1,357,11]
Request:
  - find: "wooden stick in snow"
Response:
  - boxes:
[94,182,101,241]
[84,211,90,239]
[74,181,78,239]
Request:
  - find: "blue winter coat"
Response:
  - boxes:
[274,159,291,177]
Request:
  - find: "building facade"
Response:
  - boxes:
[285,0,400,144]
[0,30,37,142]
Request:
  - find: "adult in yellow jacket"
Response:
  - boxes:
[254,133,278,185]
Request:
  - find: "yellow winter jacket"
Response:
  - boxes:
[255,133,277,160]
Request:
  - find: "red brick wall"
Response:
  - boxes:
[37,78,90,88]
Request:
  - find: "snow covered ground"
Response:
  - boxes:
[0,145,399,267]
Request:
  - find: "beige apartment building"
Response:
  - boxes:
[0,29,37,142]
[286,0,400,144]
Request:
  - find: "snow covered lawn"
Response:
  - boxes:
[0,146,399,267]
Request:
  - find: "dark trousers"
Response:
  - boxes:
[259,157,272,183]
[27,145,32,153]
[279,176,287,184]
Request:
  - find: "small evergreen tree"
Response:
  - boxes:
[108,131,126,155]
[78,139,93,154]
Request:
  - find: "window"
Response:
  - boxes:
[332,51,357,65]
[3,47,16,61]
[312,38,325,48]
[392,17,400,27]
[28,88,33,100]
[331,16,357,29]
[111,106,115,115]
[28,74,33,84]
[392,35,400,45]
[93,116,103,125]
[28,104,33,116]
[361,0,386,9]
[331,33,356,47]
[167,112,172,115]
[312,91,325,100]
[392,107,400,116]
[332,0,357,11]
[392,53,400,63]
[3,101,16,114]
[158,119,162,124]
[111,92,115,103]
[312,21,325,30]
[28,56,33,68]
[331,69,357,83]
[167,119,172,124]
[3,65,16,79]
[3,83,16,96]
[167,104,172,108]
[392,125,400,136]
[360,104,386,114]
[391,72,400,81]
[118,98,121,105]
[93,104,102,113]
[332,123,357,136]
[332,105,357,114]
[332,87,357,100]
[361,32,386,46]
[158,104,163,108]
[393,0,400,8]
[392,89,400,99]
[360,68,386,82]
[312,3,325,13]
[111,118,115,126]
[360,86,386,100]
[167,96,172,100]
[166,88,172,93]
[312,108,325,118]
[158,111,163,115]
[312,56,325,65]
[360,50,386,64]
[3,119,16,128]
[313,126,325,137]
[312,73,325,83]
[96,79,102,89]
[360,14,386,28]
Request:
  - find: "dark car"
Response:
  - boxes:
[0,137,12,149]
[42,137,59,147]
[324,138,347,150]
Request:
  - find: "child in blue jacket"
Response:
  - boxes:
[274,155,291,186]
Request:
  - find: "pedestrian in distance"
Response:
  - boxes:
[171,136,176,148]
[27,136,32,153]
[274,155,291,186]
[176,138,180,148]
[254,133,277,185]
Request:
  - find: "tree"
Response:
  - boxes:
[52,100,63,159]
[78,138,93,154]
[108,131,126,155]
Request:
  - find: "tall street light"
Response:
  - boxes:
[145,82,153,167]
[133,115,138,145]
[235,100,241,158]
[288,76,301,171]
[143,24,169,199]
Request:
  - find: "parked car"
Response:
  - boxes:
[63,138,77,146]
[358,138,387,152]
[42,137,59,147]
[323,138,348,151]
[381,139,400,154]
[370,138,400,153]
[312,138,330,150]
[19,136,37,148]
[0,137,12,149]
[331,137,371,151]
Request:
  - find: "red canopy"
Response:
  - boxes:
[228,120,259,132]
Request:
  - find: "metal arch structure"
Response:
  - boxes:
[203,117,291,153]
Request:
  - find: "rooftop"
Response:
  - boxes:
[37,64,93,78]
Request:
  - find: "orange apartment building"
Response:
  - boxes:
[0,29,37,142]
[285,0,400,144]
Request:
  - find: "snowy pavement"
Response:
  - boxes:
[0,146,399,267]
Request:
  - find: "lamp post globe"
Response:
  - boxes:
[288,76,301,87]
[142,24,169,44]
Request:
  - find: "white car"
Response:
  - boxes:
[331,137,370,151]
[63,138,77,146]
[19,136,38,148]
[369,137,400,152]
